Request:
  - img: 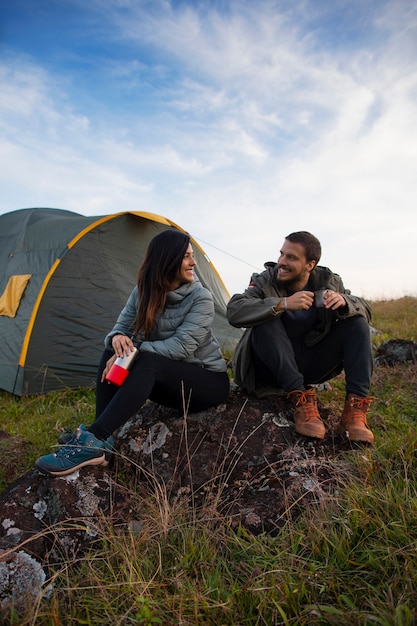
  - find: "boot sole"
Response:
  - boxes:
[337,426,374,445]
[347,434,374,445]
[295,427,325,439]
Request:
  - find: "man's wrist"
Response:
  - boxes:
[271,298,287,316]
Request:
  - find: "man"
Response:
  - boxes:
[227,231,375,444]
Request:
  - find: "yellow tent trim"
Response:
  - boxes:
[129,212,230,296]
[66,211,174,249]
[0,274,32,318]
[19,260,61,366]
[65,211,230,294]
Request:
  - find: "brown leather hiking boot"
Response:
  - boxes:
[288,389,326,439]
[338,394,375,445]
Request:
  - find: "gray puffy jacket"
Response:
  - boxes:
[105,280,227,372]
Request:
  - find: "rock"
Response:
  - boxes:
[0,468,127,559]
[112,388,348,537]
[0,388,355,605]
[375,339,417,366]
[0,550,51,611]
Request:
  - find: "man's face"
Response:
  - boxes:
[277,240,316,289]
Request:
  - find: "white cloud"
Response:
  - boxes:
[0,0,416,299]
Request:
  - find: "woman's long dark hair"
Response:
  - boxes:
[134,229,191,337]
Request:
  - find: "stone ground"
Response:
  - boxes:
[1,338,414,611]
[0,382,384,612]
[0,385,373,555]
[113,385,363,535]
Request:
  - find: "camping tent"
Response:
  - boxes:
[0,208,241,396]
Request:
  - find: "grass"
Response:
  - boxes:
[370,296,417,344]
[1,297,417,625]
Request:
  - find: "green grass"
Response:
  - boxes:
[1,298,417,625]
[0,388,96,492]
[371,296,417,344]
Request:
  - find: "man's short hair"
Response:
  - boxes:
[285,231,321,265]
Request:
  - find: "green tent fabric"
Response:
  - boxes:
[0,208,241,396]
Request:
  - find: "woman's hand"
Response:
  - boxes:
[101,354,117,383]
[102,335,136,383]
[111,334,135,358]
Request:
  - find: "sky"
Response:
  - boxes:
[1,0,416,300]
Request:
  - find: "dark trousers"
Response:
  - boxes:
[250,315,373,397]
[90,350,229,440]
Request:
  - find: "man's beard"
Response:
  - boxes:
[276,271,308,292]
[276,274,297,290]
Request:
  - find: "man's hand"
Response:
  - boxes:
[323,289,346,310]
[286,290,315,310]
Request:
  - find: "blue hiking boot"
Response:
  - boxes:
[57,427,115,465]
[36,425,107,476]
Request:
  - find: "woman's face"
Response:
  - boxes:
[171,243,196,289]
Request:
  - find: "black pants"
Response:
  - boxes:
[250,315,373,397]
[90,350,230,440]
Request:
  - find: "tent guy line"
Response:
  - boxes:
[192,236,263,273]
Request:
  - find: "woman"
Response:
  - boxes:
[36,230,229,476]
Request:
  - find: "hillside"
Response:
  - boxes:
[0,296,416,625]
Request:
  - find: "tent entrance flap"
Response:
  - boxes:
[0,274,32,318]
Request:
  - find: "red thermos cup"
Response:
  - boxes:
[105,347,138,386]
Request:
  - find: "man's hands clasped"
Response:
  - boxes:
[285,290,346,311]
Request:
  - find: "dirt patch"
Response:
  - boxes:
[112,386,363,535]
[0,386,374,570]
[0,430,34,488]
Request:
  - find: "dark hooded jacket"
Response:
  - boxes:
[227,263,372,393]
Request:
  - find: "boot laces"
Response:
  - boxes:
[54,433,81,458]
[345,396,375,426]
[350,396,373,411]
[290,391,319,421]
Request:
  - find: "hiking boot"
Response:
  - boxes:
[337,394,375,445]
[36,424,107,476]
[288,389,326,439]
[58,427,115,466]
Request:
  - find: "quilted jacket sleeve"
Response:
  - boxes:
[104,287,138,349]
